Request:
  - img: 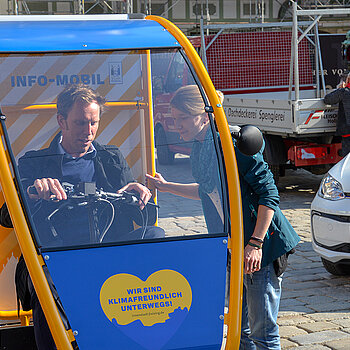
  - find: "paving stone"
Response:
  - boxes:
[308,312,350,322]
[279,298,305,308]
[285,266,327,276]
[277,315,313,326]
[279,325,308,338]
[279,304,315,314]
[296,295,334,305]
[322,278,350,287]
[332,319,350,328]
[278,310,306,318]
[290,330,349,345]
[287,273,326,282]
[324,337,350,350]
[307,301,350,313]
[298,321,339,333]
[282,281,328,291]
[281,289,320,299]
[280,338,299,348]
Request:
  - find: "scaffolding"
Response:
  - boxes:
[11,0,133,15]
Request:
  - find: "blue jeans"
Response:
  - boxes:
[240,263,282,350]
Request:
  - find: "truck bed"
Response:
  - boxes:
[224,90,337,136]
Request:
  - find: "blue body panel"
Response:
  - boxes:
[0,17,180,52]
[45,236,227,350]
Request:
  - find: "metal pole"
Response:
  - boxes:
[293,1,299,101]
[200,17,208,69]
[315,22,327,96]
[206,0,209,35]
[314,20,320,98]
[288,25,294,100]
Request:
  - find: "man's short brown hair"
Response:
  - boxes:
[57,84,106,119]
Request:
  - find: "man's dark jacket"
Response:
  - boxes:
[324,87,350,136]
[17,133,156,247]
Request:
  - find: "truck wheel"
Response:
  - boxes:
[269,164,280,185]
[156,127,175,165]
[321,258,350,276]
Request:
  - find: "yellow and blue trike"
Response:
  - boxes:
[0,13,246,350]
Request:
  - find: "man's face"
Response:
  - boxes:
[58,99,100,158]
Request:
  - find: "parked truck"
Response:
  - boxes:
[196,4,350,182]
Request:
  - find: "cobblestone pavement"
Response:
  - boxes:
[157,155,350,349]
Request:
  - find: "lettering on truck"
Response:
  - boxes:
[225,107,257,119]
[10,74,105,87]
[225,107,286,123]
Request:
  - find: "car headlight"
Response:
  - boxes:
[319,174,345,200]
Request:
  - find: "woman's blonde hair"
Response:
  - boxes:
[170,85,205,116]
[170,85,224,116]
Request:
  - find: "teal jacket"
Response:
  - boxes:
[235,141,300,267]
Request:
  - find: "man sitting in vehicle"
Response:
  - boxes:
[1,83,164,350]
[19,84,163,247]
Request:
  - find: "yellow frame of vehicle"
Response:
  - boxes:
[146,15,244,350]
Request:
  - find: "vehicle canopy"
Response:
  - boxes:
[0,15,242,350]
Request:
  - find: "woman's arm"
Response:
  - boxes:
[146,173,200,200]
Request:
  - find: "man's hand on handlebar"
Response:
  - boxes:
[117,182,152,210]
[27,178,67,201]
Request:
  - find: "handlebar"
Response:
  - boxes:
[29,181,140,205]
[29,182,152,244]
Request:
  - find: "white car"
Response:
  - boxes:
[311,153,350,276]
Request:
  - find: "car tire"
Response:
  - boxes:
[156,127,175,165]
[321,257,350,276]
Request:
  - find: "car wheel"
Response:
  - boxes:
[321,257,350,276]
[155,127,175,165]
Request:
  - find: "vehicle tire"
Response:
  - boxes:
[155,127,175,165]
[269,164,280,185]
[321,257,350,276]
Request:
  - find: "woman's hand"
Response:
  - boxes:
[145,172,168,192]
[244,244,262,274]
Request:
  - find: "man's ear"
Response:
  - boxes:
[57,114,67,130]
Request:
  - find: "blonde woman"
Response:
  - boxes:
[147,85,299,349]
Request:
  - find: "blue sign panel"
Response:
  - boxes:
[45,236,228,350]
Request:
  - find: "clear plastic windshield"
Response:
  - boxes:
[2,49,228,251]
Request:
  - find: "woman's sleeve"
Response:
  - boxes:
[235,142,279,211]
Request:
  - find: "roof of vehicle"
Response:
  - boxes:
[0,15,181,52]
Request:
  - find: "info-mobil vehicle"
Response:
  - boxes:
[0,14,247,350]
[191,4,350,182]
